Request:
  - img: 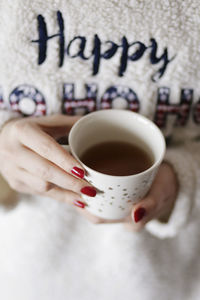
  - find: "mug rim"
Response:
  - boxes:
[69,109,166,179]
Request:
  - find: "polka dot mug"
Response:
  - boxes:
[65,109,166,220]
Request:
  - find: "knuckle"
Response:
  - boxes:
[14,120,29,134]
[13,120,33,141]
[13,121,23,132]
[9,179,22,192]
[67,176,82,193]
[38,165,52,180]
[39,181,53,193]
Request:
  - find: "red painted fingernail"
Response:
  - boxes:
[134,207,146,223]
[71,167,85,179]
[81,186,96,197]
[73,200,85,209]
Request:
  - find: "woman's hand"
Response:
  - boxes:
[77,162,179,230]
[123,161,179,231]
[0,114,178,229]
[0,115,96,207]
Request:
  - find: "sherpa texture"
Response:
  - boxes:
[0,0,200,299]
[146,143,198,238]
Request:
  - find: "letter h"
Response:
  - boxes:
[32,11,65,67]
[62,83,97,115]
[154,87,193,128]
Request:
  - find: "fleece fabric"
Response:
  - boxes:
[0,0,200,299]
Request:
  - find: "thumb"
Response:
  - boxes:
[123,196,157,232]
[131,195,158,228]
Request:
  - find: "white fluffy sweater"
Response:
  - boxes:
[0,0,200,299]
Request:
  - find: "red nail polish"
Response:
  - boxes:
[71,167,85,179]
[134,207,146,223]
[81,186,96,197]
[73,200,85,209]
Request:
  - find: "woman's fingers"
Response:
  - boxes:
[15,167,54,194]
[35,114,80,128]
[0,115,96,213]
[132,196,158,230]
[4,165,86,207]
[44,186,84,205]
[124,163,179,232]
[1,164,52,195]
[123,196,157,232]
[12,146,96,196]
[15,120,84,175]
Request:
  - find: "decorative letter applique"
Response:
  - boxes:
[0,83,199,128]
[9,85,46,116]
[154,87,193,128]
[62,83,97,115]
[101,85,139,112]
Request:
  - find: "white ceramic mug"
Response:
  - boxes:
[67,109,166,220]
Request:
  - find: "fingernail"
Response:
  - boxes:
[81,186,96,197]
[71,167,85,179]
[134,207,146,223]
[73,200,85,209]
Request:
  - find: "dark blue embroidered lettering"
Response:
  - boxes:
[119,37,147,77]
[101,85,139,112]
[102,41,119,59]
[154,87,193,128]
[62,83,97,115]
[193,99,200,124]
[67,36,118,75]
[149,39,176,82]
[31,12,176,80]
[32,11,65,67]
[92,34,101,75]
[92,36,120,75]
[9,85,46,116]
[57,11,65,67]
[67,36,91,59]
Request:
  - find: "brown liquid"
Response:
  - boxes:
[80,141,154,176]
